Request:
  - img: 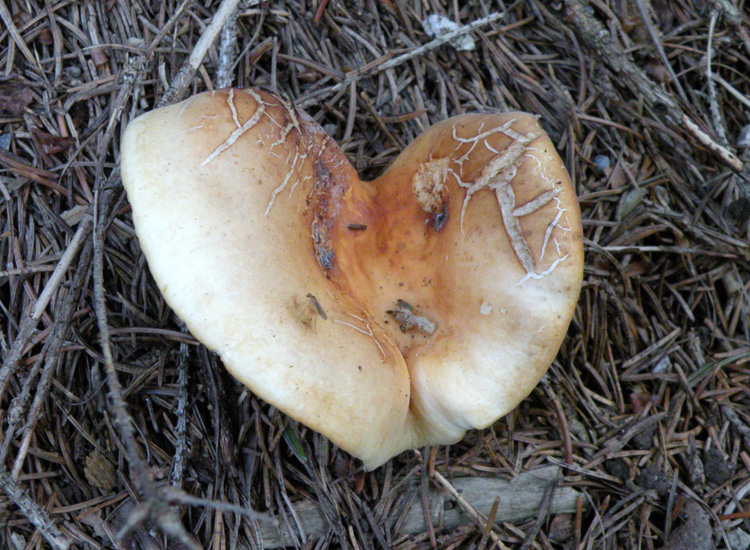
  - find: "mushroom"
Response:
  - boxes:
[121,88,583,470]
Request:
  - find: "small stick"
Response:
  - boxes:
[519,475,558,550]
[99,5,271,547]
[0,471,74,550]
[633,0,688,105]
[145,0,192,58]
[160,486,274,522]
[707,0,750,55]
[0,0,43,73]
[705,11,728,144]
[90,54,153,492]
[216,3,240,88]
[0,215,91,400]
[10,241,94,478]
[297,9,511,108]
[158,0,244,107]
[420,451,437,547]
[711,73,750,110]
[369,11,510,76]
[561,0,743,172]
[680,115,742,172]
[431,469,512,550]
[93,185,153,494]
[170,340,190,488]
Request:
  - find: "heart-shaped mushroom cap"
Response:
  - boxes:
[121,88,583,469]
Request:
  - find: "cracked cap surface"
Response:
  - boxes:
[121,88,583,469]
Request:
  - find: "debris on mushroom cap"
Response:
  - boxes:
[387,300,436,335]
[121,88,584,470]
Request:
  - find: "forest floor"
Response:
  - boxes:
[1,0,750,549]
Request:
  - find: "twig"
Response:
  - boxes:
[561,0,743,172]
[420,451,437,547]
[170,340,190,488]
[705,10,728,144]
[633,0,688,105]
[92,7,270,547]
[518,475,558,550]
[114,494,202,550]
[145,0,193,58]
[0,471,74,550]
[680,114,742,171]
[90,53,152,492]
[368,11,509,76]
[431,470,512,550]
[216,4,240,88]
[10,237,94,478]
[296,9,511,108]
[251,465,581,548]
[93,184,152,493]
[157,0,244,107]
[93,184,204,550]
[711,73,750,111]
[159,486,274,523]
[0,217,92,400]
[0,0,43,74]
[707,0,750,55]
[722,405,750,452]
[86,45,205,549]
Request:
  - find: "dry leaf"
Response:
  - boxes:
[31,129,75,155]
[84,451,117,491]
[0,81,33,115]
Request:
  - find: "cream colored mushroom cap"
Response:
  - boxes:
[121,88,583,469]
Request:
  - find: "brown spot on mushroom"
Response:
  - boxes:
[310,160,338,271]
